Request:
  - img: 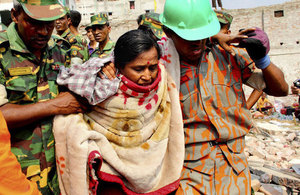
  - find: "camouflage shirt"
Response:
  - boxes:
[51,33,71,51]
[59,28,89,65]
[90,39,115,58]
[0,23,67,195]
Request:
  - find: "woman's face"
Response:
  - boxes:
[121,46,159,86]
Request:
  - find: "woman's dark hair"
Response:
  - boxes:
[114,29,161,70]
[138,25,158,41]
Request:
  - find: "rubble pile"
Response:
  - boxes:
[246,119,300,195]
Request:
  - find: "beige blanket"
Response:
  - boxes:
[53,61,184,194]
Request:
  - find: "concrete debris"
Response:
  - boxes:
[252,179,261,192]
[287,133,297,141]
[255,121,290,133]
[258,186,272,195]
[261,184,288,195]
[254,192,264,195]
[248,118,300,194]
[292,164,300,175]
[260,173,272,183]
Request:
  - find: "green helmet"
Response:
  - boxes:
[17,0,66,21]
[159,0,220,41]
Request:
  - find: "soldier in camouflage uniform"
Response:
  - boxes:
[69,10,87,44]
[90,13,115,58]
[55,8,89,65]
[69,10,89,64]
[0,0,87,194]
[137,12,166,41]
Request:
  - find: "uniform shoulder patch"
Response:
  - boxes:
[69,36,77,44]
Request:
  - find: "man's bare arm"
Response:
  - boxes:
[262,62,288,97]
[0,92,87,129]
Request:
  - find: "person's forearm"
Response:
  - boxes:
[262,62,288,97]
[291,86,300,95]
[0,101,56,129]
[246,90,263,109]
[0,91,87,130]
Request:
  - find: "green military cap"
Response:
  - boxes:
[140,13,165,40]
[91,12,109,26]
[214,10,233,25]
[17,0,66,21]
[64,6,70,15]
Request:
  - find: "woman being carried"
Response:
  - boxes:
[53,30,184,195]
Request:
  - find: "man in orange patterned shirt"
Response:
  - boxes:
[159,0,288,194]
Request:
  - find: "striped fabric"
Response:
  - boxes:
[177,44,254,194]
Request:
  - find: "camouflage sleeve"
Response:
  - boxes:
[69,42,89,66]
[244,70,266,91]
[0,64,8,105]
[81,36,88,46]
[233,47,266,91]
[0,66,5,86]
[60,47,71,68]
[233,47,255,82]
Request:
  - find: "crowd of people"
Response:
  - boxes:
[0,0,292,194]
